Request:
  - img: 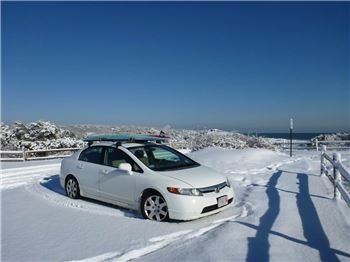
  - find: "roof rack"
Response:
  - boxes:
[83,134,170,147]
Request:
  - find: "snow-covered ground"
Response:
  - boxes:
[1,149,350,261]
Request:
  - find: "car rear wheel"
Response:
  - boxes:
[65,177,80,199]
[142,192,168,222]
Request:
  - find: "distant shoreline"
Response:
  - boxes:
[247,133,333,140]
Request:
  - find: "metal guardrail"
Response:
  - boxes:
[320,145,350,207]
[0,147,81,161]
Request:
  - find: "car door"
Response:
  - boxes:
[99,147,141,206]
[76,146,104,197]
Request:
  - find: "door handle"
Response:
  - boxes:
[76,164,83,169]
[100,169,109,175]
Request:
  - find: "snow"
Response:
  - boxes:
[1,148,350,261]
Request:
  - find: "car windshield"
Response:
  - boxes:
[128,145,200,171]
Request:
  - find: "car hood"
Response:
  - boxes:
[159,165,226,188]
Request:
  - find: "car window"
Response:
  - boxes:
[129,145,199,171]
[104,147,142,173]
[79,146,104,165]
[153,147,181,162]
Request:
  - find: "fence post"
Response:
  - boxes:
[320,153,324,176]
[315,139,319,152]
[320,145,326,176]
[22,146,27,162]
[333,152,341,199]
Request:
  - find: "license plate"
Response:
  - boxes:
[217,195,228,208]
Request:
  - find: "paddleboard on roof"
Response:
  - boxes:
[82,133,170,142]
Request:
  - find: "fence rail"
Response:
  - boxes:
[0,147,81,161]
[275,139,350,151]
[1,139,350,160]
[320,146,350,207]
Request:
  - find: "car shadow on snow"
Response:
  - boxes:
[39,175,141,219]
[40,175,66,196]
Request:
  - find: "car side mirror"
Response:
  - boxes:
[118,163,132,174]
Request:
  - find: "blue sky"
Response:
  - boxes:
[2,2,349,132]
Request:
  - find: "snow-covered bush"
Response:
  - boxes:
[1,121,278,152]
[311,133,350,142]
[62,124,277,151]
[1,121,84,150]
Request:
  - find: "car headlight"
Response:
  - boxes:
[167,187,203,196]
[226,177,231,188]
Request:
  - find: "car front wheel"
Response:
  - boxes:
[65,177,80,199]
[142,192,168,222]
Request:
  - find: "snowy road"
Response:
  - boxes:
[1,149,350,261]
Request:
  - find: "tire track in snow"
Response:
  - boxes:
[227,157,304,176]
[1,163,60,173]
[1,163,139,218]
[26,177,138,218]
[1,164,61,189]
[72,203,251,262]
[228,157,308,190]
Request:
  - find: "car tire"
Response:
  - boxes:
[65,176,80,199]
[141,192,169,222]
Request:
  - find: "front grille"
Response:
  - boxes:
[201,198,233,214]
[199,182,227,194]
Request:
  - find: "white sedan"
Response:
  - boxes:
[60,140,235,221]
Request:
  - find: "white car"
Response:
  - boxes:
[60,135,235,221]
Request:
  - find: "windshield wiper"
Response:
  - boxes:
[157,163,199,171]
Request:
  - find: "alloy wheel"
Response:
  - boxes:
[143,195,168,221]
[66,178,78,199]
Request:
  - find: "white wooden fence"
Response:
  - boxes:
[320,146,350,207]
[1,139,349,161]
[0,147,81,161]
[275,140,350,151]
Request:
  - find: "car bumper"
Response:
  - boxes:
[166,186,235,221]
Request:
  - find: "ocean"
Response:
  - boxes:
[249,133,332,140]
